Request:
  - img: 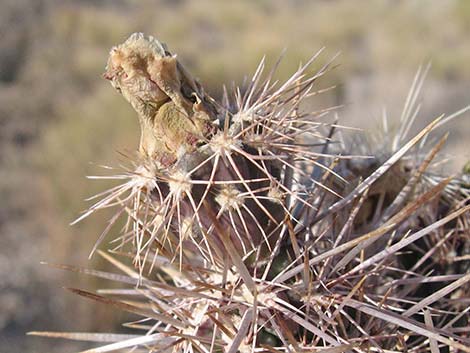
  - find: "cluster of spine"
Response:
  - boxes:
[31,34,470,353]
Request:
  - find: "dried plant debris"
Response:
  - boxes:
[103,32,218,166]
[31,33,470,353]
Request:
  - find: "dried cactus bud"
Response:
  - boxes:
[104,33,217,166]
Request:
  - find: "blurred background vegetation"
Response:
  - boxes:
[0,0,469,351]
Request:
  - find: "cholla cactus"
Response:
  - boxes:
[30,33,470,353]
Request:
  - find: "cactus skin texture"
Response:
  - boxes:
[30,33,470,353]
